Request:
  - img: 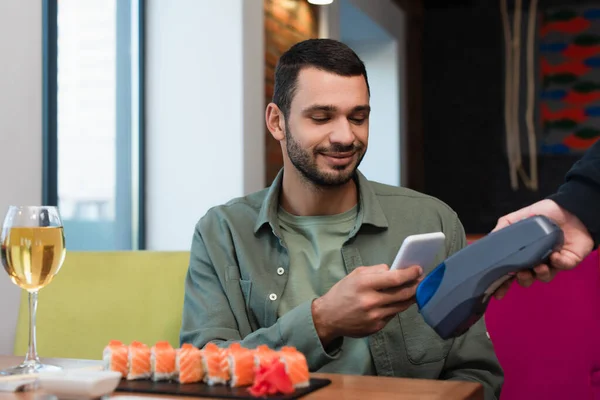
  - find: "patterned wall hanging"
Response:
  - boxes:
[540,7,600,155]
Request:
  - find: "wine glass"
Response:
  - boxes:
[0,206,66,375]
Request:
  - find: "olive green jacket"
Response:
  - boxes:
[180,169,503,400]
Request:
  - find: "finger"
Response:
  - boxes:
[533,264,553,283]
[365,265,423,291]
[492,208,537,233]
[492,211,526,232]
[365,309,407,335]
[516,270,535,287]
[549,251,580,270]
[354,264,390,274]
[379,299,417,318]
[376,279,420,305]
[379,273,424,292]
[382,313,396,325]
[493,278,514,300]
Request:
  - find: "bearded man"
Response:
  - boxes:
[180,38,503,400]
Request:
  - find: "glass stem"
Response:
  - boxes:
[24,290,40,364]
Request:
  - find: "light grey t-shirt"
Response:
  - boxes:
[277,205,376,375]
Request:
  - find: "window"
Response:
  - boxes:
[43,0,145,250]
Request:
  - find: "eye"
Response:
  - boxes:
[311,115,330,123]
[349,116,367,125]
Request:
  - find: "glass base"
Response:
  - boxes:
[0,361,62,376]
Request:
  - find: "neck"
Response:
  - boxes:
[280,167,358,216]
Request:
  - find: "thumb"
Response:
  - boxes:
[492,210,536,233]
[492,217,510,233]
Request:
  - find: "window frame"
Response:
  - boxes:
[42,0,147,250]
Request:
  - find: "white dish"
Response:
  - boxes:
[38,369,122,399]
[0,376,39,392]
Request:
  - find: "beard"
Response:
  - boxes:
[284,120,366,187]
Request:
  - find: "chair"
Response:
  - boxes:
[13,251,190,360]
[484,249,600,399]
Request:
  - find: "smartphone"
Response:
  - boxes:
[390,232,446,271]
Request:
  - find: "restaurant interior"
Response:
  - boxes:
[0,0,598,399]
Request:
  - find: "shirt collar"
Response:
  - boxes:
[254,168,389,234]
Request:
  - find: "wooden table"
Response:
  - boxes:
[0,356,483,400]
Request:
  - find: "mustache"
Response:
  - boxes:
[315,143,363,154]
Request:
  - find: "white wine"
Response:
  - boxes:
[1,227,66,291]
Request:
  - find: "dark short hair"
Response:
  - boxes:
[272,38,370,118]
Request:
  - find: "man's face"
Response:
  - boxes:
[283,67,370,187]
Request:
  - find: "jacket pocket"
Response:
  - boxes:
[398,306,453,365]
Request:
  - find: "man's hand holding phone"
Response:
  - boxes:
[311,264,424,346]
[311,232,445,347]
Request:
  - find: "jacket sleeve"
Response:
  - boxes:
[438,216,504,400]
[179,216,342,372]
[547,140,600,246]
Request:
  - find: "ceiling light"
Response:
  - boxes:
[307,0,334,5]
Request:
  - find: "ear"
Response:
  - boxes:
[265,103,285,141]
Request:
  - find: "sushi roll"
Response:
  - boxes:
[278,347,310,388]
[253,344,279,369]
[127,341,152,380]
[151,341,177,381]
[201,342,230,385]
[226,344,255,387]
[176,343,204,384]
[102,340,128,378]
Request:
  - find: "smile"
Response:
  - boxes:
[321,152,355,166]
[323,152,355,158]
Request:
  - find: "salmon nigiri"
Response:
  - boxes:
[103,340,128,378]
[278,347,310,388]
[226,343,255,387]
[127,341,152,380]
[201,342,230,385]
[176,343,204,384]
[151,341,177,381]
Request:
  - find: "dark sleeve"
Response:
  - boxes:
[547,140,600,246]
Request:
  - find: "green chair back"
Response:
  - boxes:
[14,251,190,360]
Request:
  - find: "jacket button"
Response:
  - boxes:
[277,267,284,275]
[269,293,277,301]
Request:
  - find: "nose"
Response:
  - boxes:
[329,118,354,146]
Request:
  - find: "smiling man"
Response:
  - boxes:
[180,39,503,399]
